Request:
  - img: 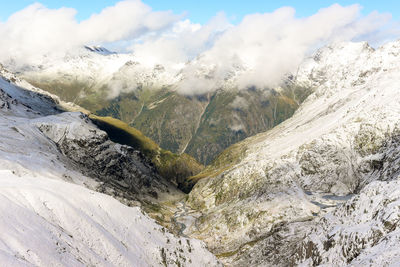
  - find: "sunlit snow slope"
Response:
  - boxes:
[0,65,220,266]
[185,41,400,266]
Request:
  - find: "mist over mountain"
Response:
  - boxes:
[1,2,396,94]
[1,1,400,267]
[2,2,397,165]
[15,45,304,165]
[185,40,400,266]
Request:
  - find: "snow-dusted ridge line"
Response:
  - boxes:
[16,46,181,99]
[184,40,400,266]
[9,43,249,99]
[84,45,117,55]
[0,67,221,266]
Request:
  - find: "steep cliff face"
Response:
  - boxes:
[182,41,400,265]
[89,115,204,193]
[0,66,220,266]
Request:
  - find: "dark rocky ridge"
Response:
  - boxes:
[37,113,181,204]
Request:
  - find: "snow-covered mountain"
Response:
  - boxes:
[84,45,117,55]
[17,47,179,98]
[3,39,400,266]
[179,41,400,266]
[0,65,220,266]
[12,46,246,97]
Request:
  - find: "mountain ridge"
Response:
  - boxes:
[12,46,308,164]
[0,65,221,266]
[177,40,400,266]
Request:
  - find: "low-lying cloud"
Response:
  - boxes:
[0,1,397,95]
[175,4,392,94]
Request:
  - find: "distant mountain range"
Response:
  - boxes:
[10,46,309,165]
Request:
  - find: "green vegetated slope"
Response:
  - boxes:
[27,76,311,166]
[89,115,204,193]
[184,88,299,164]
[28,80,111,112]
[127,91,210,154]
[94,86,306,165]
[187,84,313,185]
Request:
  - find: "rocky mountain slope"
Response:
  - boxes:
[13,47,306,164]
[4,39,400,266]
[178,41,400,266]
[0,65,220,266]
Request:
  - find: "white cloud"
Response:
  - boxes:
[0,0,180,67]
[0,2,397,95]
[175,4,393,94]
[129,12,231,68]
[79,0,179,43]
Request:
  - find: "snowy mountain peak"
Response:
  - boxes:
[84,45,117,55]
[184,40,400,265]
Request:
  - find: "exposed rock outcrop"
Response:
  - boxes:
[37,112,178,202]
